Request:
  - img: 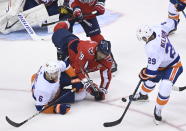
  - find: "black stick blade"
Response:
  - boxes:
[103,119,121,127]
[6,116,27,127]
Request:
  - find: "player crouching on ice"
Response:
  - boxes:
[129,25,183,124]
[0,0,64,34]
[31,60,86,115]
[52,21,113,101]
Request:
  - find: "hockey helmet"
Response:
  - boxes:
[44,61,60,81]
[96,40,111,60]
[136,25,154,42]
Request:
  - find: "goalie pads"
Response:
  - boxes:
[0,4,49,34]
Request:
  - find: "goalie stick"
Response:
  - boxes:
[5,88,76,127]
[17,13,48,40]
[103,80,142,127]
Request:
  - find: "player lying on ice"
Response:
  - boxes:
[129,25,183,125]
[52,21,113,101]
[0,0,64,34]
[31,60,86,115]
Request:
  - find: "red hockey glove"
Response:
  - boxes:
[82,78,99,96]
[73,7,83,21]
[54,104,71,115]
[94,2,105,15]
[94,87,107,101]
[139,68,151,81]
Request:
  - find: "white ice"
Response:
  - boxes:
[0,0,186,131]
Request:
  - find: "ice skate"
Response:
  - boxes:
[129,92,149,102]
[153,106,162,125]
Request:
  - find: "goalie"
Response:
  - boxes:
[0,0,64,34]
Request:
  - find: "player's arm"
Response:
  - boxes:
[93,0,106,16]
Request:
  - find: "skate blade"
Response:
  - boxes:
[153,118,160,125]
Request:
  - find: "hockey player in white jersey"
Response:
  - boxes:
[31,60,86,114]
[129,25,183,124]
[161,0,186,35]
[0,0,64,34]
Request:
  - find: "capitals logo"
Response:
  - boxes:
[88,47,94,55]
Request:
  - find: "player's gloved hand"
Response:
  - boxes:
[54,104,71,115]
[94,87,107,101]
[175,2,186,11]
[71,77,84,92]
[93,2,105,15]
[139,68,151,81]
[73,7,83,21]
[82,78,99,96]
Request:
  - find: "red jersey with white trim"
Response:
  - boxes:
[70,0,98,19]
[68,40,112,89]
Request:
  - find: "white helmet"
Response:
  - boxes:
[136,25,154,42]
[79,0,96,4]
[44,61,60,81]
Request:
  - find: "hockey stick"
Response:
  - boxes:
[41,8,97,27]
[182,10,186,18]
[103,80,142,127]
[17,13,48,40]
[5,88,76,127]
[172,85,186,91]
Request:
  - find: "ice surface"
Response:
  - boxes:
[0,0,186,131]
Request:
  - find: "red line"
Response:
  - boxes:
[0,88,185,130]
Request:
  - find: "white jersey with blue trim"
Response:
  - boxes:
[145,25,180,77]
[33,61,70,106]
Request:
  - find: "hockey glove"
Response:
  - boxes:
[73,7,83,21]
[139,68,151,81]
[94,2,105,15]
[71,78,84,92]
[82,78,99,96]
[175,3,186,11]
[94,87,107,101]
[54,104,71,115]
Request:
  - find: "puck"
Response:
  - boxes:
[121,97,127,102]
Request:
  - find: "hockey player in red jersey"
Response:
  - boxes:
[58,0,117,72]
[52,21,113,101]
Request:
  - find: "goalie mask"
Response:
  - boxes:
[136,25,154,42]
[44,61,60,81]
[96,40,111,61]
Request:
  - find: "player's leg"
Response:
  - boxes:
[154,65,183,124]
[129,80,156,101]
[161,2,180,35]
[45,1,59,16]
[80,18,118,72]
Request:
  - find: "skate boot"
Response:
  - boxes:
[153,106,162,125]
[129,92,148,101]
